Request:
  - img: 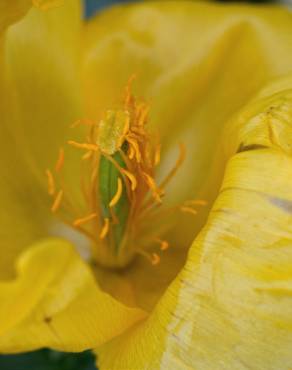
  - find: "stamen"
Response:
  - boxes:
[109,178,123,207]
[48,79,196,270]
[46,169,55,195]
[55,147,65,172]
[126,136,141,162]
[68,140,98,151]
[128,146,135,160]
[121,169,137,191]
[137,249,161,266]
[142,172,161,202]
[160,143,186,189]
[138,105,149,126]
[99,218,110,239]
[180,206,198,216]
[155,238,169,251]
[122,115,130,137]
[151,253,161,266]
[73,213,97,227]
[51,190,63,213]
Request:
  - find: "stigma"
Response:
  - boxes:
[46,78,206,269]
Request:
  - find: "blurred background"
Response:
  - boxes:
[0,0,289,369]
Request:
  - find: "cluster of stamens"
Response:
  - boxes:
[46,78,206,269]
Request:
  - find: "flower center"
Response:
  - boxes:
[46,78,206,269]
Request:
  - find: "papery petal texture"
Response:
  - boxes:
[0,238,145,353]
[96,79,292,370]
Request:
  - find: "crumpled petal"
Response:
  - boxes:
[95,76,292,368]
[0,238,146,353]
[0,1,82,278]
[83,1,292,310]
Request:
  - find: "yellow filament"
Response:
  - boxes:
[55,147,64,172]
[109,178,123,207]
[99,218,110,239]
[68,140,98,151]
[46,169,55,195]
[73,213,97,227]
[138,105,149,126]
[121,169,137,191]
[160,143,186,189]
[180,206,198,216]
[142,172,161,202]
[51,190,63,213]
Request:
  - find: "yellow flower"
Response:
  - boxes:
[1,1,292,369]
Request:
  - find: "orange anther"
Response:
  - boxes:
[109,178,123,207]
[128,146,135,160]
[180,206,198,216]
[160,240,169,251]
[46,169,55,195]
[151,253,161,266]
[99,218,110,239]
[121,169,137,191]
[73,213,97,227]
[51,190,63,213]
[126,137,141,162]
[55,147,65,172]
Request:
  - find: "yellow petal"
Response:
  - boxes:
[0,1,83,278]
[5,0,82,175]
[0,1,31,32]
[83,1,292,310]
[96,80,292,368]
[0,238,145,353]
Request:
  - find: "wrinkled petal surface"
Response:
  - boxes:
[96,78,292,369]
[0,238,145,353]
[98,77,292,370]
